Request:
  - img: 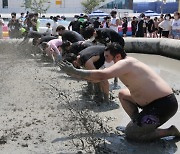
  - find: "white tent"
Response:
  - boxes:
[144,10,160,16]
[88,10,109,17]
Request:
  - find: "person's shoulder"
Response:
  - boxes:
[121,57,137,64]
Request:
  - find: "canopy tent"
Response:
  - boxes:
[88,10,109,17]
[144,10,160,16]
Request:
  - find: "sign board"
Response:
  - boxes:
[56,0,62,5]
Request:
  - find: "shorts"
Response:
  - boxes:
[171,30,180,39]
[162,31,169,38]
[135,93,178,127]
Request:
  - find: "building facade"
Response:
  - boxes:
[0,0,133,14]
[133,1,178,14]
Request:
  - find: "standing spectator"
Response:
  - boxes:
[61,16,66,21]
[143,17,148,37]
[56,15,61,20]
[93,17,101,29]
[158,14,172,38]
[80,15,91,37]
[0,14,4,39]
[171,12,180,39]
[158,14,164,38]
[81,15,91,30]
[110,10,121,33]
[147,16,155,38]
[31,13,40,32]
[44,23,52,36]
[68,15,81,33]
[154,17,159,38]
[131,16,137,37]
[122,17,128,37]
[102,16,111,28]
[8,12,21,38]
[52,16,58,36]
[136,13,145,37]
[19,12,25,27]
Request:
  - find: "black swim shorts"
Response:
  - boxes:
[135,93,178,127]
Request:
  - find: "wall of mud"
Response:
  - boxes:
[124,38,180,60]
[0,38,180,60]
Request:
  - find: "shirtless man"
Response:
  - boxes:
[58,43,180,142]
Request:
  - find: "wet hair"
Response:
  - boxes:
[61,40,71,50]
[63,53,77,63]
[83,26,95,39]
[105,43,127,59]
[41,42,49,50]
[56,25,66,32]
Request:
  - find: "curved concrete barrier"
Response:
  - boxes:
[0,38,180,60]
[124,38,180,60]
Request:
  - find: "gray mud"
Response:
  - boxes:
[0,40,180,153]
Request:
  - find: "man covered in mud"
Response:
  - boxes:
[58,43,180,142]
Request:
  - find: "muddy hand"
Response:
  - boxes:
[57,61,77,76]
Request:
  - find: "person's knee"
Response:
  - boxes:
[125,122,142,140]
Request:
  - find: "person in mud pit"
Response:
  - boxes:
[63,45,109,104]
[58,43,180,142]
[83,26,125,88]
[82,26,125,47]
[56,25,85,43]
[41,39,62,64]
[60,40,92,56]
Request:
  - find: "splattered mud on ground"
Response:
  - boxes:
[0,40,180,153]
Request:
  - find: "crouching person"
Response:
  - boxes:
[58,42,180,142]
[41,39,62,64]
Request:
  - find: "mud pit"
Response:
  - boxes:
[0,40,180,153]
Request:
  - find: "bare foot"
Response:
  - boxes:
[168,125,180,137]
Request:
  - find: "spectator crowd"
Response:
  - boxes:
[0,10,179,40]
